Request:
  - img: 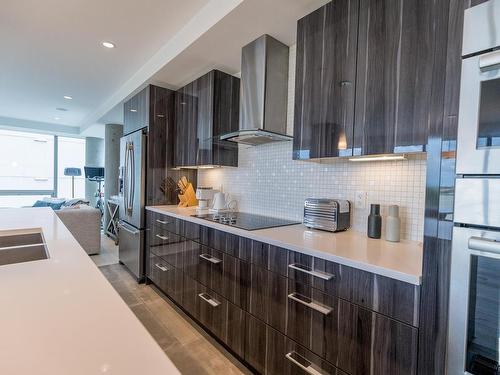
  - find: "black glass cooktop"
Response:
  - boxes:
[191,212,300,231]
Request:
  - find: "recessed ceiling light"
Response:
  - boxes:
[130,109,137,112]
[54,117,61,120]
[101,41,115,49]
[63,95,73,100]
[56,107,68,111]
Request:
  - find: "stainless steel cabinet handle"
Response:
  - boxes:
[155,263,170,272]
[198,293,221,307]
[155,234,169,241]
[469,236,500,255]
[288,292,332,315]
[288,263,334,281]
[199,253,222,264]
[156,219,171,225]
[285,352,323,375]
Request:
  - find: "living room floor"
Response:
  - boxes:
[91,234,119,267]
[98,263,249,375]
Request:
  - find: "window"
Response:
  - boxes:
[0,129,86,208]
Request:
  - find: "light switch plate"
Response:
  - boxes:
[355,191,367,209]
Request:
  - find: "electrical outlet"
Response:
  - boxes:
[355,191,367,209]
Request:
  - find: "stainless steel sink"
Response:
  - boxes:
[0,230,48,266]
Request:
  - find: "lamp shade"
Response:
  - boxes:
[64,167,82,176]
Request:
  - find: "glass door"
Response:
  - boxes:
[457,50,500,175]
[466,254,500,374]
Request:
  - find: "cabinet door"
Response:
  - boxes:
[293,0,359,160]
[213,70,239,167]
[194,72,214,166]
[354,0,432,155]
[147,86,175,206]
[123,86,149,135]
[175,84,197,167]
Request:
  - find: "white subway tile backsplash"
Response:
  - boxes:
[198,143,426,241]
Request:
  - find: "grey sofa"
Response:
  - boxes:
[56,206,101,255]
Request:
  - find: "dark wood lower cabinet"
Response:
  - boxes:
[146,212,419,375]
[245,313,348,375]
[181,274,245,358]
[147,253,183,304]
[286,281,418,375]
[247,264,288,333]
[288,250,419,326]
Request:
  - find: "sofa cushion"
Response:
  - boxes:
[33,200,65,210]
[62,198,90,207]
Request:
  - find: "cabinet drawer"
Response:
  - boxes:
[199,227,239,257]
[181,274,245,357]
[147,253,183,303]
[150,225,181,246]
[245,313,346,375]
[148,211,182,235]
[247,264,287,333]
[149,236,184,269]
[183,221,201,242]
[184,240,248,309]
[288,250,419,326]
[286,281,418,375]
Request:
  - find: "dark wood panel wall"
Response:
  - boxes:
[417,0,463,374]
[465,0,488,8]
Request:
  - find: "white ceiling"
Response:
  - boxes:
[151,0,329,88]
[0,0,327,137]
[0,0,210,132]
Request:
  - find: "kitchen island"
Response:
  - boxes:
[0,207,179,375]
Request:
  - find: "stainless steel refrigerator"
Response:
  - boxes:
[118,129,146,280]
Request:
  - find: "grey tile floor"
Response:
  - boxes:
[99,263,251,375]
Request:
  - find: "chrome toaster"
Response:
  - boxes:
[303,198,351,232]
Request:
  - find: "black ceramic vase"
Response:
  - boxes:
[367,204,382,239]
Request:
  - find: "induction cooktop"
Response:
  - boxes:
[191,212,300,231]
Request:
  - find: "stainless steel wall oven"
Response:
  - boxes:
[448,1,500,374]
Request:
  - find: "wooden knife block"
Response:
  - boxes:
[178,183,198,207]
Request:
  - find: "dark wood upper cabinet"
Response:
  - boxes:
[175,70,239,167]
[294,0,443,158]
[123,85,177,206]
[293,0,359,160]
[123,86,149,135]
[353,0,432,155]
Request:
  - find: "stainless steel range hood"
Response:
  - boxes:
[221,35,291,146]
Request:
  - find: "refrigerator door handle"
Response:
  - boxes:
[129,142,135,215]
[123,141,130,214]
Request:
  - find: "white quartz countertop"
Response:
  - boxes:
[147,206,423,285]
[0,208,179,375]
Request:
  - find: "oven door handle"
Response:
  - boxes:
[479,50,500,72]
[468,236,500,256]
